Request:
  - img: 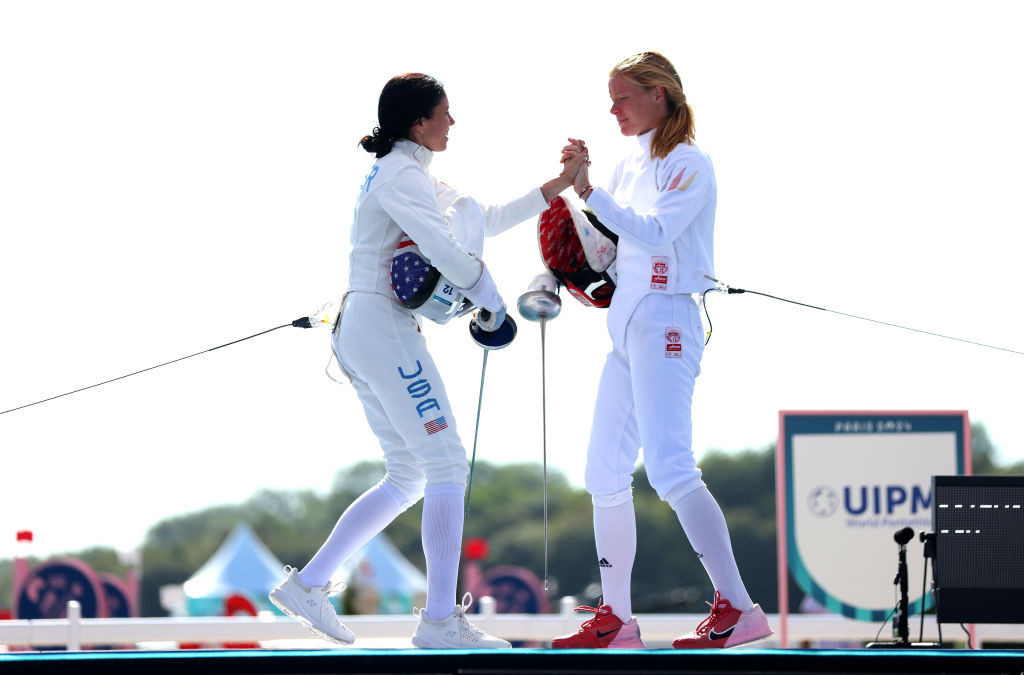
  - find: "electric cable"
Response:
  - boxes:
[960,623,973,649]
[704,275,1024,356]
[0,316,316,417]
[699,287,716,345]
[873,604,898,644]
[10,274,1021,419]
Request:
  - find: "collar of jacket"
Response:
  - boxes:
[393,138,433,168]
[635,128,655,154]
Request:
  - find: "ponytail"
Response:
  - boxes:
[650,96,695,160]
[359,126,399,158]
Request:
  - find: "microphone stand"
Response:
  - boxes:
[918,531,943,647]
[867,528,943,648]
[894,538,911,646]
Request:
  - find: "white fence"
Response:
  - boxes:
[1,597,1021,650]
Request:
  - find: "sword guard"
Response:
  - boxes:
[469,313,517,350]
[517,289,561,322]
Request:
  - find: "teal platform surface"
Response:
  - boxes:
[3,648,1024,674]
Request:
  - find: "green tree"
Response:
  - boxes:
[970,423,1024,475]
[2,422,1015,617]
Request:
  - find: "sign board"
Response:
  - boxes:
[15,558,108,619]
[776,411,969,645]
[100,572,136,618]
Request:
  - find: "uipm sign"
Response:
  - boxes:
[775,411,969,646]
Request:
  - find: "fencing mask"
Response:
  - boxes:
[537,196,618,308]
[390,194,484,324]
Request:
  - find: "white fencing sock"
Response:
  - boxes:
[299,479,409,588]
[422,483,465,621]
[593,493,636,620]
[671,485,753,611]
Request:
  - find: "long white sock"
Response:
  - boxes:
[671,486,753,611]
[299,479,409,588]
[422,484,465,621]
[593,498,636,620]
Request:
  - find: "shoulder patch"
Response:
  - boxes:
[668,167,698,192]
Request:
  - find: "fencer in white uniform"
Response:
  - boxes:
[551,52,772,650]
[583,131,714,506]
[269,73,582,649]
[340,139,547,495]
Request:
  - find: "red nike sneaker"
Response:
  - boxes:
[551,604,646,649]
[672,591,773,649]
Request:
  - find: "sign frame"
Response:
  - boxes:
[775,410,970,647]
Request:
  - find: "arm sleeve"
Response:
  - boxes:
[607,161,625,195]
[479,187,549,236]
[586,154,712,252]
[377,167,483,289]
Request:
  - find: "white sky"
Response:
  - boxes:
[2,0,1023,558]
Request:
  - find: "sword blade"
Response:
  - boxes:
[541,317,549,590]
[464,348,488,518]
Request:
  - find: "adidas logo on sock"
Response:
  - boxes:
[598,557,612,568]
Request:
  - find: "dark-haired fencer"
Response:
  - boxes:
[269,72,584,649]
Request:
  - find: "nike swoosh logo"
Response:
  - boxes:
[596,628,618,638]
[709,626,735,641]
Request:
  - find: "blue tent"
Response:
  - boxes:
[182,522,285,616]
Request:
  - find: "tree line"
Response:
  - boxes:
[0,424,1018,616]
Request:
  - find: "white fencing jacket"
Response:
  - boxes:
[347,139,547,297]
[586,130,717,344]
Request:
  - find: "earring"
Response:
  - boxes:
[418,129,424,135]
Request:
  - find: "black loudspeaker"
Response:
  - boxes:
[932,475,1024,623]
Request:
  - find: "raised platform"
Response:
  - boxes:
[3,648,1024,674]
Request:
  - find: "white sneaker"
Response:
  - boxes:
[268,565,355,645]
[411,592,511,649]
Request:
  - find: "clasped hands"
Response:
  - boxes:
[560,137,593,200]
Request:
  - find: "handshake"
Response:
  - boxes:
[462,136,592,333]
[559,137,593,201]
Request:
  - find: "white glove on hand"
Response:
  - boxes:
[462,263,506,331]
[475,306,506,332]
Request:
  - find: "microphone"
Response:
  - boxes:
[894,527,915,546]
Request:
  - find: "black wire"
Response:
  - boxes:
[0,320,304,417]
[723,284,1024,356]
[700,287,716,345]
[873,604,898,643]
[960,623,973,649]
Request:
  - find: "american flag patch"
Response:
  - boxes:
[424,416,448,435]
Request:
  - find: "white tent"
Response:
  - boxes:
[332,534,427,615]
[182,522,285,616]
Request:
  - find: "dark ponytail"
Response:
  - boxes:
[358,73,445,158]
[359,126,394,157]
